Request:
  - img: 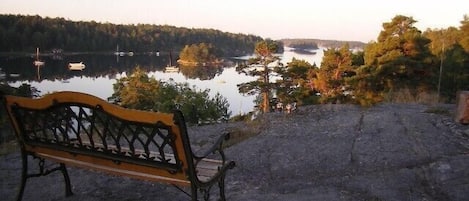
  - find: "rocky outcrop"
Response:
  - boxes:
[226,104,469,201]
[1,104,468,201]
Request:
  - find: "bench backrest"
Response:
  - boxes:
[3,91,195,181]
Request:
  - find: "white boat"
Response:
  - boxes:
[33,47,45,67]
[0,68,5,79]
[68,62,86,71]
[114,45,126,56]
[34,60,45,66]
[163,51,179,73]
[114,45,120,55]
[164,66,179,73]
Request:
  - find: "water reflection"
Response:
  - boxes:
[1,49,324,114]
[1,53,171,82]
[179,65,224,80]
[2,53,257,114]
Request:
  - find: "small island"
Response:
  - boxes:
[177,43,223,66]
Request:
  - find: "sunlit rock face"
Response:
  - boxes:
[455,91,469,124]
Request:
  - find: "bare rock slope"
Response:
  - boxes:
[1,104,468,201]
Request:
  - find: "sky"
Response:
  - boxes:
[1,0,468,42]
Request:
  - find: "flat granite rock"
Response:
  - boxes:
[1,103,468,201]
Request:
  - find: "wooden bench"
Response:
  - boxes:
[2,91,235,201]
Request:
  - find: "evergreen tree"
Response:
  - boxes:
[236,39,284,113]
[356,15,435,104]
[312,44,354,103]
[277,58,319,105]
[423,15,469,102]
[179,43,220,65]
[438,44,469,102]
[0,14,262,56]
[459,15,469,53]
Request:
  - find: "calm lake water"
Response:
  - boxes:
[1,47,324,115]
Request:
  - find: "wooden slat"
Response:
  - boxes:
[27,142,223,184]
[93,143,224,182]
[196,159,223,182]
[25,145,191,186]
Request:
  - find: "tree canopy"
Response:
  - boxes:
[110,67,230,124]
[178,43,221,65]
[278,14,468,106]
[312,44,357,103]
[350,15,435,104]
[423,15,469,102]
[281,38,365,49]
[0,14,262,56]
[236,39,284,113]
[276,58,319,105]
[458,15,469,53]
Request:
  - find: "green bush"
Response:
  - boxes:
[110,67,231,125]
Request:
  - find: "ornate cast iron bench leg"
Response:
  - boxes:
[190,184,198,201]
[16,153,28,201]
[59,163,73,197]
[16,153,73,201]
[218,174,227,201]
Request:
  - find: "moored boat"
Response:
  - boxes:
[164,66,179,73]
[164,51,179,73]
[68,62,86,71]
[33,47,45,67]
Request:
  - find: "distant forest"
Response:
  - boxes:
[0,14,263,56]
[281,38,366,49]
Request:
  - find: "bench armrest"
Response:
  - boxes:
[192,131,235,186]
[193,131,231,162]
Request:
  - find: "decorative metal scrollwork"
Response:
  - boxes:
[12,103,183,172]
